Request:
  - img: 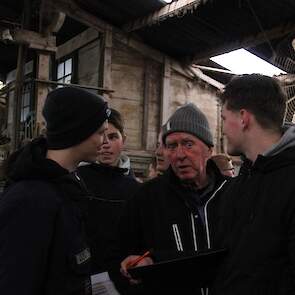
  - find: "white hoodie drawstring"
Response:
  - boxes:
[172,224,183,252]
[191,213,198,252]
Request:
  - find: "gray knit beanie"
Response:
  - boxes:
[162,103,214,147]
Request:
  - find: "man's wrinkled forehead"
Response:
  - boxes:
[166,132,200,143]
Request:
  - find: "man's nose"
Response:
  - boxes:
[102,133,109,145]
[175,145,186,159]
[155,146,163,157]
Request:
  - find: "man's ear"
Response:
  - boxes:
[207,146,213,157]
[240,109,251,129]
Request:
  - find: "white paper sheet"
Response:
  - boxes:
[91,271,120,295]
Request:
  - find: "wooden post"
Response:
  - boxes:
[11,45,28,150]
[142,61,152,149]
[35,53,51,135]
[101,26,112,100]
[11,0,31,150]
[160,56,171,126]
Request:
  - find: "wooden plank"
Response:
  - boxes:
[35,54,51,135]
[35,79,114,93]
[56,27,99,59]
[193,22,295,62]
[54,0,107,32]
[11,0,31,150]
[101,27,113,100]
[13,29,57,52]
[142,62,152,149]
[188,66,224,90]
[160,57,171,125]
[124,0,204,32]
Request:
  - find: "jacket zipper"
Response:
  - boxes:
[202,180,227,295]
[204,180,227,249]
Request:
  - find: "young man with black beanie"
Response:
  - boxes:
[109,103,229,295]
[0,86,110,295]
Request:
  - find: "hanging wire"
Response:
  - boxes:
[245,0,295,122]
[244,0,276,56]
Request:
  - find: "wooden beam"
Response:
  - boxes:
[53,0,197,84]
[188,66,224,90]
[193,65,234,75]
[142,61,152,149]
[11,0,31,150]
[53,0,222,92]
[101,26,113,100]
[53,0,107,33]
[35,53,51,136]
[0,97,6,105]
[56,27,99,59]
[194,22,295,62]
[35,79,114,93]
[12,29,57,52]
[124,0,206,32]
[39,0,65,35]
[160,57,171,125]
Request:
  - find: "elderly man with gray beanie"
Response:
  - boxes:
[109,103,229,295]
[0,87,110,295]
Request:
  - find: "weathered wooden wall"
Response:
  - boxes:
[110,39,162,151]
[3,26,222,176]
[54,28,222,176]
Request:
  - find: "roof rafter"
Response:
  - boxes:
[123,0,208,32]
[193,21,295,62]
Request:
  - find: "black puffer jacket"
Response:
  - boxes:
[0,137,91,295]
[212,146,295,294]
[77,162,141,274]
[109,161,228,294]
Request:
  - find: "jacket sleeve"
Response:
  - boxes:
[286,198,295,292]
[0,183,58,295]
[107,188,146,294]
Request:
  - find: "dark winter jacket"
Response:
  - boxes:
[0,137,91,295]
[109,160,228,294]
[212,125,295,295]
[77,161,141,273]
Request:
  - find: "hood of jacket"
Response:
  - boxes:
[80,154,134,177]
[240,124,295,174]
[117,154,131,175]
[5,137,68,183]
[263,123,295,157]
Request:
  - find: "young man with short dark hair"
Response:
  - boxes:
[78,108,141,275]
[212,74,295,294]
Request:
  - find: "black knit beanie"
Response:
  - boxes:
[42,87,110,149]
[162,103,214,147]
